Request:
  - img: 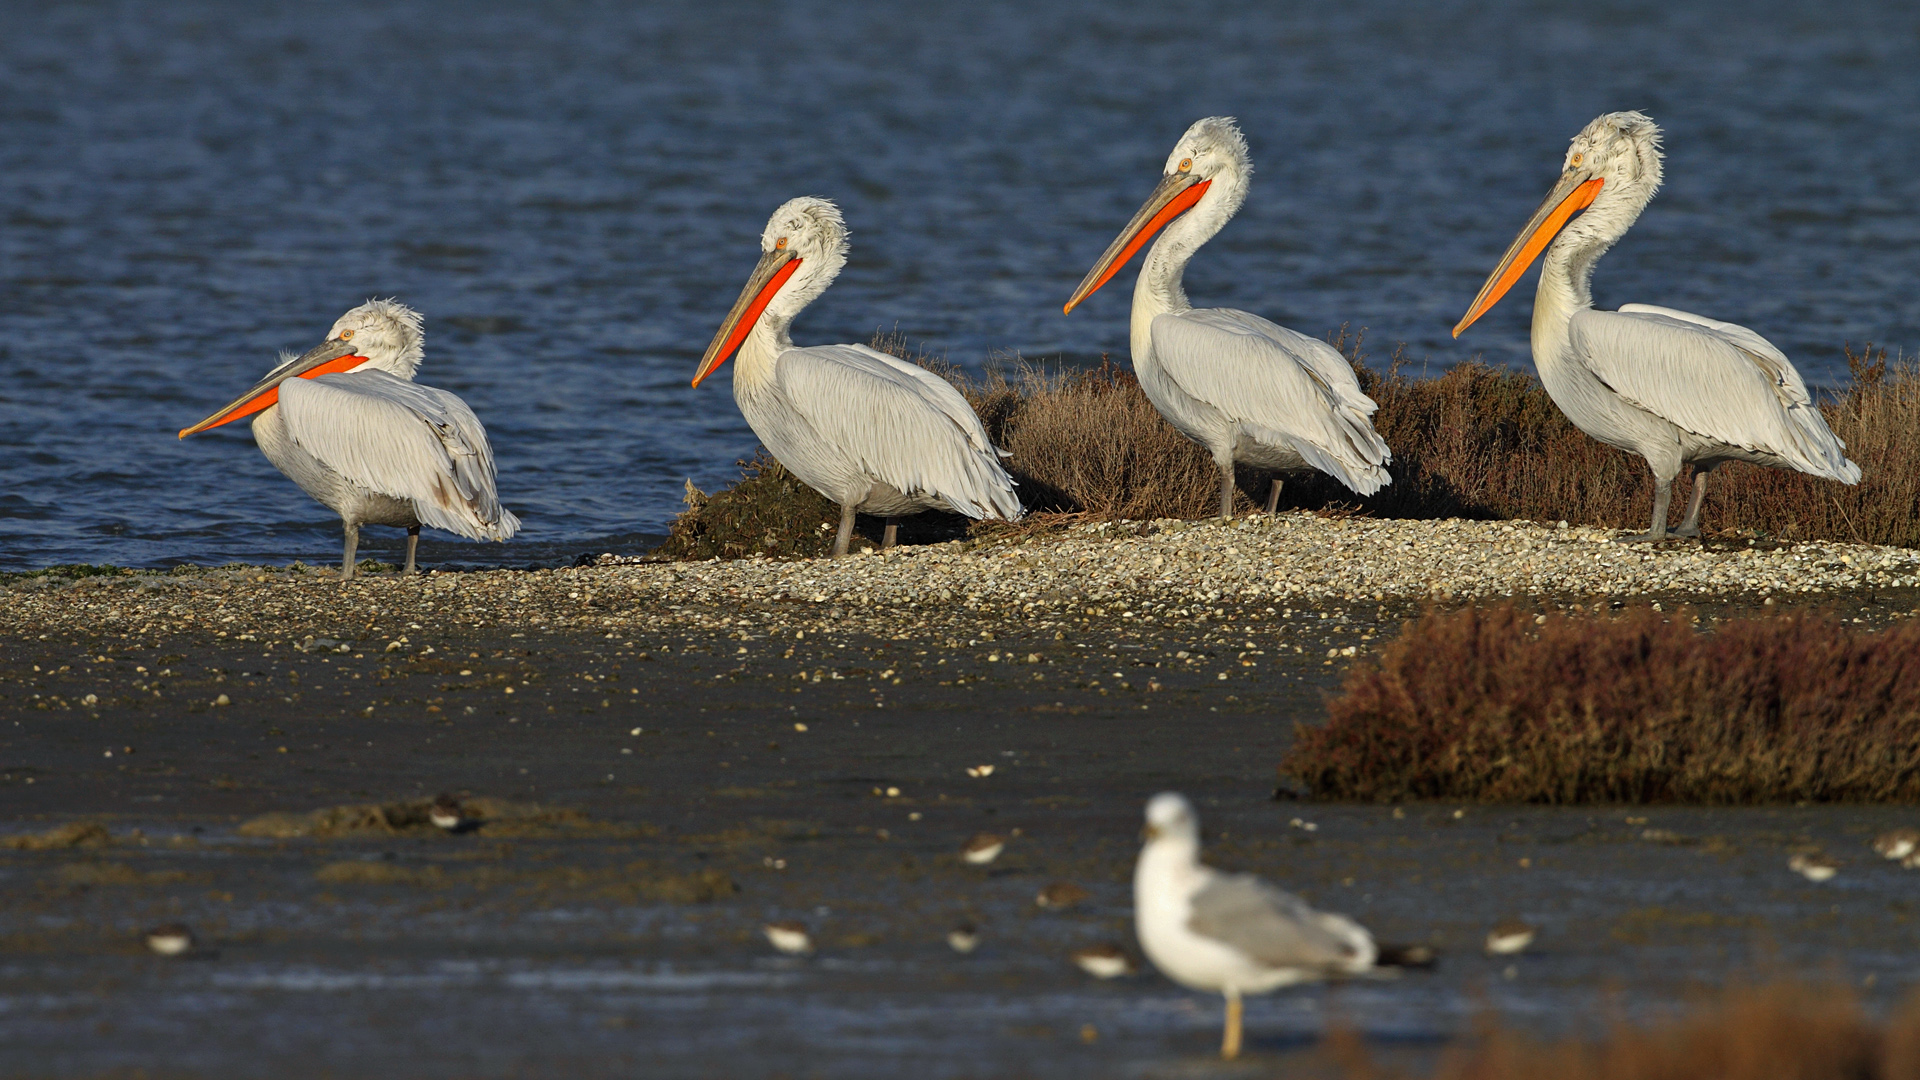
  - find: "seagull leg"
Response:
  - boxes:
[404,526,420,575]
[832,503,856,558]
[1616,478,1673,544]
[1265,478,1283,515]
[1217,460,1235,521]
[1221,989,1243,1060]
[1674,466,1713,538]
[882,518,899,550]
[341,523,358,581]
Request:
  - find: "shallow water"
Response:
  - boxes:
[3,0,1918,570]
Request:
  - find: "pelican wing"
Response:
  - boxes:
[1150,309,1392,494]
[1571,307,1860,482]
[277,370,520,540]
[1187,872,1375,972]
[774,344,1021,520]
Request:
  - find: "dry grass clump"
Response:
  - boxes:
[1322,981,1920,1080]
[1280,604,1920,804]
[3,821,112,850]
[660,452,847,561]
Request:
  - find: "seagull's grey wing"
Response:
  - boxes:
[1187,872,1374,972]
[278,371,520,540]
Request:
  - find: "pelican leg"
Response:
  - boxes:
[882,518,899,550]
[1217,460,1235,521]
[341,523,359,580]
[1265,478,1283,515]
[1221,989,1243,1060]
[832,503,856,558]
[1674,466,1713,538]
[404,526,420,575]
[1616,478,1673,543]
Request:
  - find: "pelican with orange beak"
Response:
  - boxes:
[1064,117,1390,519]
[692,197,1020,557]
[178,299,519,577]
[1453,111,1859,540]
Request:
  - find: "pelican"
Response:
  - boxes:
[1453,111,1860,540]
[1135,793,1378,1060]
[179,299,520,578]
[1064,117,1391,519]
[692,197,1021,557]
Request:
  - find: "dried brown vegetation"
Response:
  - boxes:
[1318,981,1920,1080]
[1280,604,1920,804]
[663,332,1920,559]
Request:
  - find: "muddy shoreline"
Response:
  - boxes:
[3,586,1919,1077]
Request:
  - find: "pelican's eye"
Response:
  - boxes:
[774,237,788,250]
[1177,157,1193,173]
[1569,152,1585,169]
[338,329,354,341]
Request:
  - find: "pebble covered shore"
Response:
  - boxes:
[4,514,1917,643]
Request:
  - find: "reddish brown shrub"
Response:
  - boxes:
[1281,604,1920,804]
[1319,981,1911,1080]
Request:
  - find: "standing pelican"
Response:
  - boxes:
[1064,117,1391,519]
[1135,793,1378,1059]
[1453,111,1860,540]
[692,197,1021,557]
[179,300,519,578]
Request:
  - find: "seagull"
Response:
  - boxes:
[1453,112,1860,541]
[1064,117,1392,518]
[179,300,519,577]
[1134,792,1377,1060]
[693,198,1021,556]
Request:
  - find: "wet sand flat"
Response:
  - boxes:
[3,586,1919,1077]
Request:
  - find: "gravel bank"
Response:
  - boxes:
[4,515,1916,644]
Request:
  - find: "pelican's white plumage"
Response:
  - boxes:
[1066,117,1391,517]
[1135,793,1376,1059]
[693,198,1020,556]
[181,300,518,576]
[1454,112,1859,540]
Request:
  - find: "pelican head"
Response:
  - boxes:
[179,299,424,438]
[693,197,850,388]
[1064,116,1251,315]
[1453,111,1665,337]
[1141,791,1200,846]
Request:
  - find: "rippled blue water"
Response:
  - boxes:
[3,0,1916,570]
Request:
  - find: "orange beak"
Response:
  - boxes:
[178,339,369,438]
[693,247,803,388]
[1063,172,1212,315]
[1453,173,1605,338]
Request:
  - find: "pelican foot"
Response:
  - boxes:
[1670,524,1702,539]
[1613,531,1676,544]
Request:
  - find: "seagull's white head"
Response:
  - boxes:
[178,298,425,439]
[1143,792,1200,846]
[1064,116,1250,314]
[1454,110,1665,338]
[693,196,849,388]
[326,298,426,380]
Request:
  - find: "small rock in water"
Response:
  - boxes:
[763,921,813,955]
